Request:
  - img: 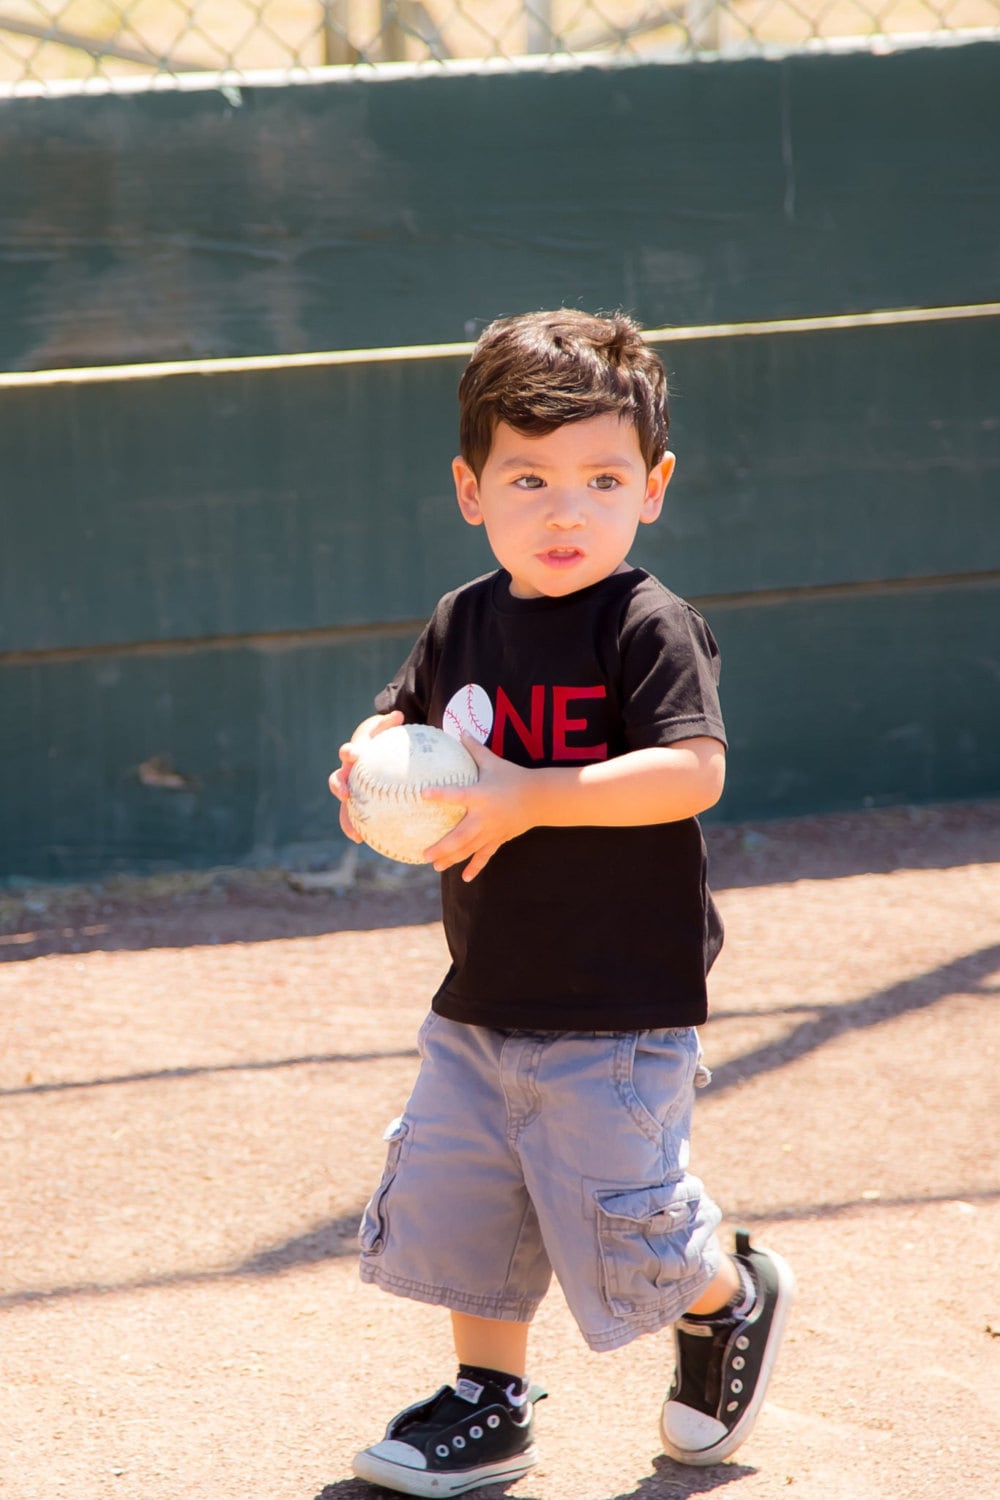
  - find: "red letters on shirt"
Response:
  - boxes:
[552,685,607,761]
[491,685,545,760]
[489,685,607,762]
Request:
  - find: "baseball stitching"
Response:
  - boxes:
[444,683,491,742]
[350,764,473,804]
[465,684,489,739]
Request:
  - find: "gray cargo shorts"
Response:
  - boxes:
[358,1012,723,1352]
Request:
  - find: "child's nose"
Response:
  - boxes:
[546,490,586,527]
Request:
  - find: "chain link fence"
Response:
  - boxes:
[2,0,998,91]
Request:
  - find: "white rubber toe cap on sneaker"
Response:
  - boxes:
[660,1402,728,1459]
[361,1438,427,1470]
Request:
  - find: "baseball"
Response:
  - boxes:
[346,723,479,865]
[443,682,494,745]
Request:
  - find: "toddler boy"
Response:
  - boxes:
[330,309,793,1496]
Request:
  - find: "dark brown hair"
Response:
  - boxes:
[458,309,669,478]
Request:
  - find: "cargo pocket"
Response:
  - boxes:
[595,1178,709,1315]
[358,1116,409,1256]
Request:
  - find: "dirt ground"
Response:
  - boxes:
[2,800,999,1500]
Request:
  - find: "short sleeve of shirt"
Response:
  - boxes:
[618,591,727,751]
[373,608,444,723]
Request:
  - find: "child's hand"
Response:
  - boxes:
[328,710,404,843]
[422,737,534,882]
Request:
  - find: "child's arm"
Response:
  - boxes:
[328,709,404,843]
[424,735,726,882]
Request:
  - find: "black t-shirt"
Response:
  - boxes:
[374,564,727,1031]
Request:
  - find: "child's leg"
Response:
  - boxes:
[351,1018,548,1496]
[661,1229,795,1467]
[451,1311,529,1379]
[498,1027,793,1468]
[682,1254,740,1315]
[352,1312,543,1498]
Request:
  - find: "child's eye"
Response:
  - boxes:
[514,474,545,490]
[590,474,621,491]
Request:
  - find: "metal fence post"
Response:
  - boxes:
[687,0,721,50]
[526,1,555,53]
[322,0,360,64]
[380,1,407,59]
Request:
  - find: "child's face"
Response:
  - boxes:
[452,414,674,600]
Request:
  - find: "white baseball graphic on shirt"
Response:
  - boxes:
[443,683,494,745]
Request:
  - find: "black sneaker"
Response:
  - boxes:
[352,1372,546,1497]
[661,1230,794,1466]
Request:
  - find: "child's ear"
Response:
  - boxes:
[640,452,675,523]
[452,456,484,526]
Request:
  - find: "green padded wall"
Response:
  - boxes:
[3,315,998,654]
[0,42,998,371]
[4,581,998,881]
[1,39,998,880]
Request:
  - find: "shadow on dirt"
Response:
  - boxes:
[0,1209,366,1311]
[0,870,443,962]
[0,1047,419,1100]
[314,1452,755,1498]
[705,941,1000,1097]
[741,1185,1000,1224]
[3,940,996,1314]
[611,1457,757,1499]
[6,1179,999,1316]
[706,800,1000,892]
[7,939,994,1108]
[2,802,997,961]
